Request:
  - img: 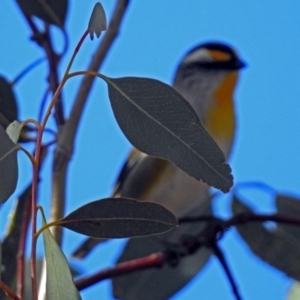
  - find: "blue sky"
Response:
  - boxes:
[1,1,300,299]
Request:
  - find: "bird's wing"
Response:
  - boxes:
[112,149,170,200]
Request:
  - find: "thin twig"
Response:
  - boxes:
[17,146,48,299]
[179,213,300,229]
[16,187,32,299]
[49,0,130,244]
[43,23,65,125]
[225,212,300,228]
[211,243,242,300]
[0,281,20,300]
[59,0,130,154]
[75,252,165,291]
[179,215,220,224]
[18,9,65,126]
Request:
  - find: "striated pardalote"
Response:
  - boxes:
[73,42,246,263]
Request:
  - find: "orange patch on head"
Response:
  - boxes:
[209,50,231,62]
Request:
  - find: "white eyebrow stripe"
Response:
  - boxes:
[183,49,213,64]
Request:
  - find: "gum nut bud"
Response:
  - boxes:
[88,2,107,40]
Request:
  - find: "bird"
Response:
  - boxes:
[72,41,245,259]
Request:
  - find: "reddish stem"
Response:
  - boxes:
[16,192,32,299]
[0,281,21,300]
[27,27,89,298]
[75,253,165,291]
[75,29,89,54]
[30,132,44,300]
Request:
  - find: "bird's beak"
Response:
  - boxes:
[236,59,247,69]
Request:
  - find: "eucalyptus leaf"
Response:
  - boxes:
[104,76,233,192]
[113,194,213,300]
[0,185,31,300]
[0,125,18,204]
[59,198,178,238]
[232,196,300,281]
[42,220,81,300]
[0,147,48,299]
[288,281,300,300]
[16,0,68,28]
[276,194,300,243]
[0,76,18,129]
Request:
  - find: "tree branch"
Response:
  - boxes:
[75,252,165,291]
[0,281,20,300]
[211,243,242,300]
[18,10,65,126]
[74,211,300,292]
[179,213,300,229]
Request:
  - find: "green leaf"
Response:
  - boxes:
[16,0,68,28]
[0,125,18,204]
[288,281,300,300]
[88,2,107,40]
[6,121,22,143]
[0,76,18,129]
[232,196,300,281]
[42,220,81,300]
[104,76,233,192]
[113,194,213,300]
[59,198,178,238]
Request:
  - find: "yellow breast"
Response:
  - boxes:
[205,71,238,154]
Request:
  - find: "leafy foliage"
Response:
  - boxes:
[232,196,300,281]
[0,185,32,299]
[42,219,81,300]
[0,76,18,129]
[0,1,299,300]
[104,76,233,192]
[276,194,300,242]
[59,198,178,238]
[16,0,68,28]
[0,125,18,204]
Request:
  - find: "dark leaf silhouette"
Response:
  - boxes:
[113,194,213,300]
[104,76,233,192]
[0,76,18,129]
[0,146,47,299]
[59,198,178,238]
[276,194,300,244]
[0,185,31,300]
[232,196,300,281]
[16,0,68,28]
[0,125,18,204]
